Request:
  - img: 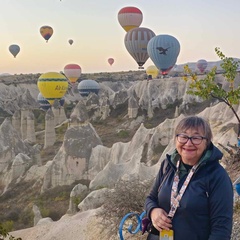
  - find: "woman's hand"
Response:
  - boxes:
[150,208,172,232]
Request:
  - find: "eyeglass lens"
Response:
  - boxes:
[176,134,205,145]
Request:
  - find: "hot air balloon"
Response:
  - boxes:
[124,27,155,69]
[108,58,114,66]
[118,6,143,32]
[37,92,65,111]
[40,26,53,42]
[37,92,51,110]
[147,34,180,75]
[9,44,20,58]
[37,72,68,105]
[64,64,82,84]
[68,39,73,45]
[146,65,159,79]
[77,80,100,97]
[197,59,208,73]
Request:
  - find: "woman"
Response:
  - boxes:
[145,116,233,240]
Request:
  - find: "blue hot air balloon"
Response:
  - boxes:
[77,79,100,97]
[147,34,180,75]
[37,92,65,111]
[9,44,20,58]
[37,92,51,110]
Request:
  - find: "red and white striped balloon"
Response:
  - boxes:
[64,64,82,84]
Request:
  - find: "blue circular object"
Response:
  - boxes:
[235,183,240,196]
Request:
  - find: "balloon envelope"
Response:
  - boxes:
[68,39,73,45]
[77,79,100,97]
[124,27,155,69]
[37,92,65,111]
[64,64,82,84]
[197,59,208,73]
[118,6,143,32]
[108,58,114,66]
[40,26,53,42]
[147,34,180,75]
[9,44,20,58]
[37,92,51,110]
[146,65,159,78]
[37,72,68,105]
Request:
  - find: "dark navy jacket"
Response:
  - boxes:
[145,143,233,240]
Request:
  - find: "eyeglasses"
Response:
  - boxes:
[176,134,207,145]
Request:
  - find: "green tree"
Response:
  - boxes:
[183,47,240,136]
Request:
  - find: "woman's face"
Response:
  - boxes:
[176,127,207,165]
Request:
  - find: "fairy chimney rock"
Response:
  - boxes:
[12,110,21,135]
[100,96,110,120]
[44,109,55,148]
[70,100,89,125]
[27,110,36,143]
[41,122,102,191]
[21,109,29,140]
[111,90,128,109]
[85,93,99,109]
[128,96,139,118]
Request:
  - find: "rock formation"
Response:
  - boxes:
[33,204,42,226]
[27,110,36,143]
[44,109,56,149]
[1,71,240,239]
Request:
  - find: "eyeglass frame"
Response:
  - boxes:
[176,134,208,145]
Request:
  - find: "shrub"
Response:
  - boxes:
[1,221,13,233]
[97,178,154,237]
[19,208,34,226]
[117,130,130,138]
[40,207,50,218]
[0,223,22,240]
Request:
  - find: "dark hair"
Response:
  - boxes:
[175,116,212,146]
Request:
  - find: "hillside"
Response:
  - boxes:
[0,69,240,239]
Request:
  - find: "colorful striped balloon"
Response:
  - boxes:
[197,59,208,73]
[64,64,82,84]
[77,79,100,97]
[124,27,155,69]
[37,92,65,111]
[118,6,143,32]
[40,25,53,42]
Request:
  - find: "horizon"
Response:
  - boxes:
[0,58,236,76]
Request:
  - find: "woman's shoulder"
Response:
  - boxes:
[206,161,232,183]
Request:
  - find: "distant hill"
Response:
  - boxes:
[175,58,240,72]
[0,73,12,77]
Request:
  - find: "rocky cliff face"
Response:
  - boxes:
[1,71,240,239]
[0,73,240,192]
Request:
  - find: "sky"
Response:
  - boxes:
[1,0,240,75]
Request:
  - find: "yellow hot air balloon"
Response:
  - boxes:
[40,25,53,43]
[146,65,159,79]
[37,72,68,105]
